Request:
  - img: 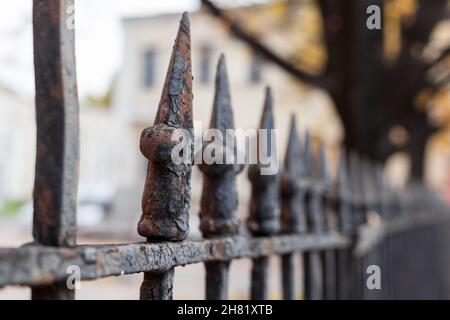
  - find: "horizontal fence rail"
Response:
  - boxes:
[1,3,450,300]
[0,234,349,288]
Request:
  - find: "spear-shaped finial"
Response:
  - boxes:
[336,151,352,234]
[154,12,192,128]
[280,115,306,234]
[209,54,234,134]
[304,130,313,177]
[318,143,331,188]
[247,86,280,236]
[199,54,242,238]
[138,13,193,241]
[318,143,334,232]
[199,54,243,300]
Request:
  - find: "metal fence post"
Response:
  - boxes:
[247,87,280,300]
[138,12,193,300]
[302,132,324,300]
[280,115,306,300]
[318,144,337,300]
[199,55,243,300]
[31,0,79,300]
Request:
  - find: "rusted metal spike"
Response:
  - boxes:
[199,54,241,239]
[199,55,243,300]
[348,152,364,228]
[305,137,325,235]
[32,0,79,300]
[280,115,306,234]
[138,12,193,242]
[336,151,352,234]
[280,115,304,300]
[247,86,280,236]
[248,87,280,300]
[260,86,274,131]
[209,54,234,134]
[317,143,337,300]
[303,133,324,300]
[303,130,313,177]
[154,12,193,128]
[374,163,389,217]
[319,144,332,188]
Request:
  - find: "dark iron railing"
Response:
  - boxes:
[0,1,450,300]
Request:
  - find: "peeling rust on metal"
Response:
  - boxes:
[247,86,280,236]
[281,115,306,235]
[0,234,349,288]
[138,12,193,241]
[199,55,243,238]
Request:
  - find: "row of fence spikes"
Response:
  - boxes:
[141,13,438,245]
[197,52,438,238]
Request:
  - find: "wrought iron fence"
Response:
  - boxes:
[1,1,450,300]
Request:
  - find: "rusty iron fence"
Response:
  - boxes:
[1,2,450,300]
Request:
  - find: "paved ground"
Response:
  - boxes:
[0,217,304,300]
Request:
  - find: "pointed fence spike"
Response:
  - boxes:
[280,114,306,234]
[154,12,193,128]
[247,87,280,300]
[199,55,241,238]
[303,130,313,176]
[199,55,242,300]
[247,86,280,237]
[138,12,193,242]
[210,54,234,134]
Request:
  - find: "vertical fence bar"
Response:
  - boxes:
[335,152,353,300]
[303,132,324,300]
[31,0,79,300]
[199,55,243,300]
[348,153,365,299]
[137,13,193,300]
[318,144,337,300]
[280,115,306,300]
[247,87,280,300]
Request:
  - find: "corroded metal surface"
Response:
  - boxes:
[250,256,269,299]
[199,55,243,300]
[0,234,349,288]
[247,87,280,300]
[32,0,79,300]
[140,269,174,300]
[32,0,79,247]
[280,115,306,235]
[247,87,280,236]
[302,132,324,300]
[199,55,242,238]
[318,145,337,300]
[205,261,229,300]
[138,12,193,242]
[280,116,304,300]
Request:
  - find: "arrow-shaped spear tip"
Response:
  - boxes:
[259,86,274,130]
[303,130,313,173]
[284,114,301,173]
[155,12,192,128]
[319,142,330,183]
[210,54,234,131]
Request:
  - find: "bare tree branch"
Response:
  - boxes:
[201,0,327,89]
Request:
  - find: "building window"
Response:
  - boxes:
[249,54,263,83]
[199,46,212,83]
[143,50,156,88]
